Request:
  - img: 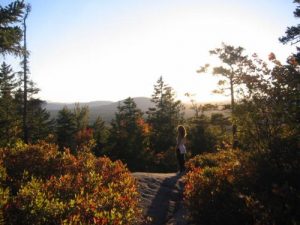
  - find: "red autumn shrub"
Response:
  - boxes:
[1,141,59,193]
[75,128,95,151]
[1,142,141,225]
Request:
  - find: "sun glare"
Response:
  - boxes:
[5,0,296,103]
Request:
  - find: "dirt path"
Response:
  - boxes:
[133,172,188,225]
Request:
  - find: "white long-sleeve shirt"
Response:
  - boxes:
[177,137,186,154]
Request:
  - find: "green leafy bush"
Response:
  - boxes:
[1,141,141,225]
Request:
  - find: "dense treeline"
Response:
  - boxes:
[46,76,227,172]
[1,0,299,224]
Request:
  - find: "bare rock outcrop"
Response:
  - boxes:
[133,173,188,225]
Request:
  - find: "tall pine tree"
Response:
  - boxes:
[147,76,184,152]
[197,43,255,148]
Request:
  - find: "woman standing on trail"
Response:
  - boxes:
[176,125,187,173]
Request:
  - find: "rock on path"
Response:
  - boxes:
[133,172,188,225]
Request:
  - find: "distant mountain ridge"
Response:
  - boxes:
[45,97,155,123]
[45,100,114,111]
[45,97,229,123]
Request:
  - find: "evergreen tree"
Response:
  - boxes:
[0,0,25,56]
[13,83,49,145]
[0,2,52,145]
[109,97,150,171]
[27,99,54,143]
[0,0,26,145]
[92,116,109,156]
[56,105,92,152]
[56,106,77,151]
[0,62,20,146]
[147,76,184,152]
[73,103,89,131]
[279,0,300,63]
[0,62,17,97]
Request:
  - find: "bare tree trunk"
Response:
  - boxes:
[230,76,238,149]
[22,6,30,143]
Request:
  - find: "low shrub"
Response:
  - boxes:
[0,160,9,225]
[1,141,141,225]
[185,148,243,170]
[1,141,59,193]
[183,149,300,225]
[184,150,252,225]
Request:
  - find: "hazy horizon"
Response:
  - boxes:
[44,96,231,105]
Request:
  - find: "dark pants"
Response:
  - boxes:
[176,149,185,172]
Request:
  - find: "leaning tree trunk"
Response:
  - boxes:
[230,76,238,149]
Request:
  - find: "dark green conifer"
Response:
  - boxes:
[147,76,184,152]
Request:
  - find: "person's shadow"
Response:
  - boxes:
[146,173,185,225]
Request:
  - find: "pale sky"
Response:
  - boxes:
[1,0,297,103]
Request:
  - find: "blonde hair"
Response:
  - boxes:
[177,125,186,138]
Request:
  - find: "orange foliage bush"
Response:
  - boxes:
[75,128,94,151]
[0,141,141,225]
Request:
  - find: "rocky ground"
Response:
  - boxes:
[133,172,189,225]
